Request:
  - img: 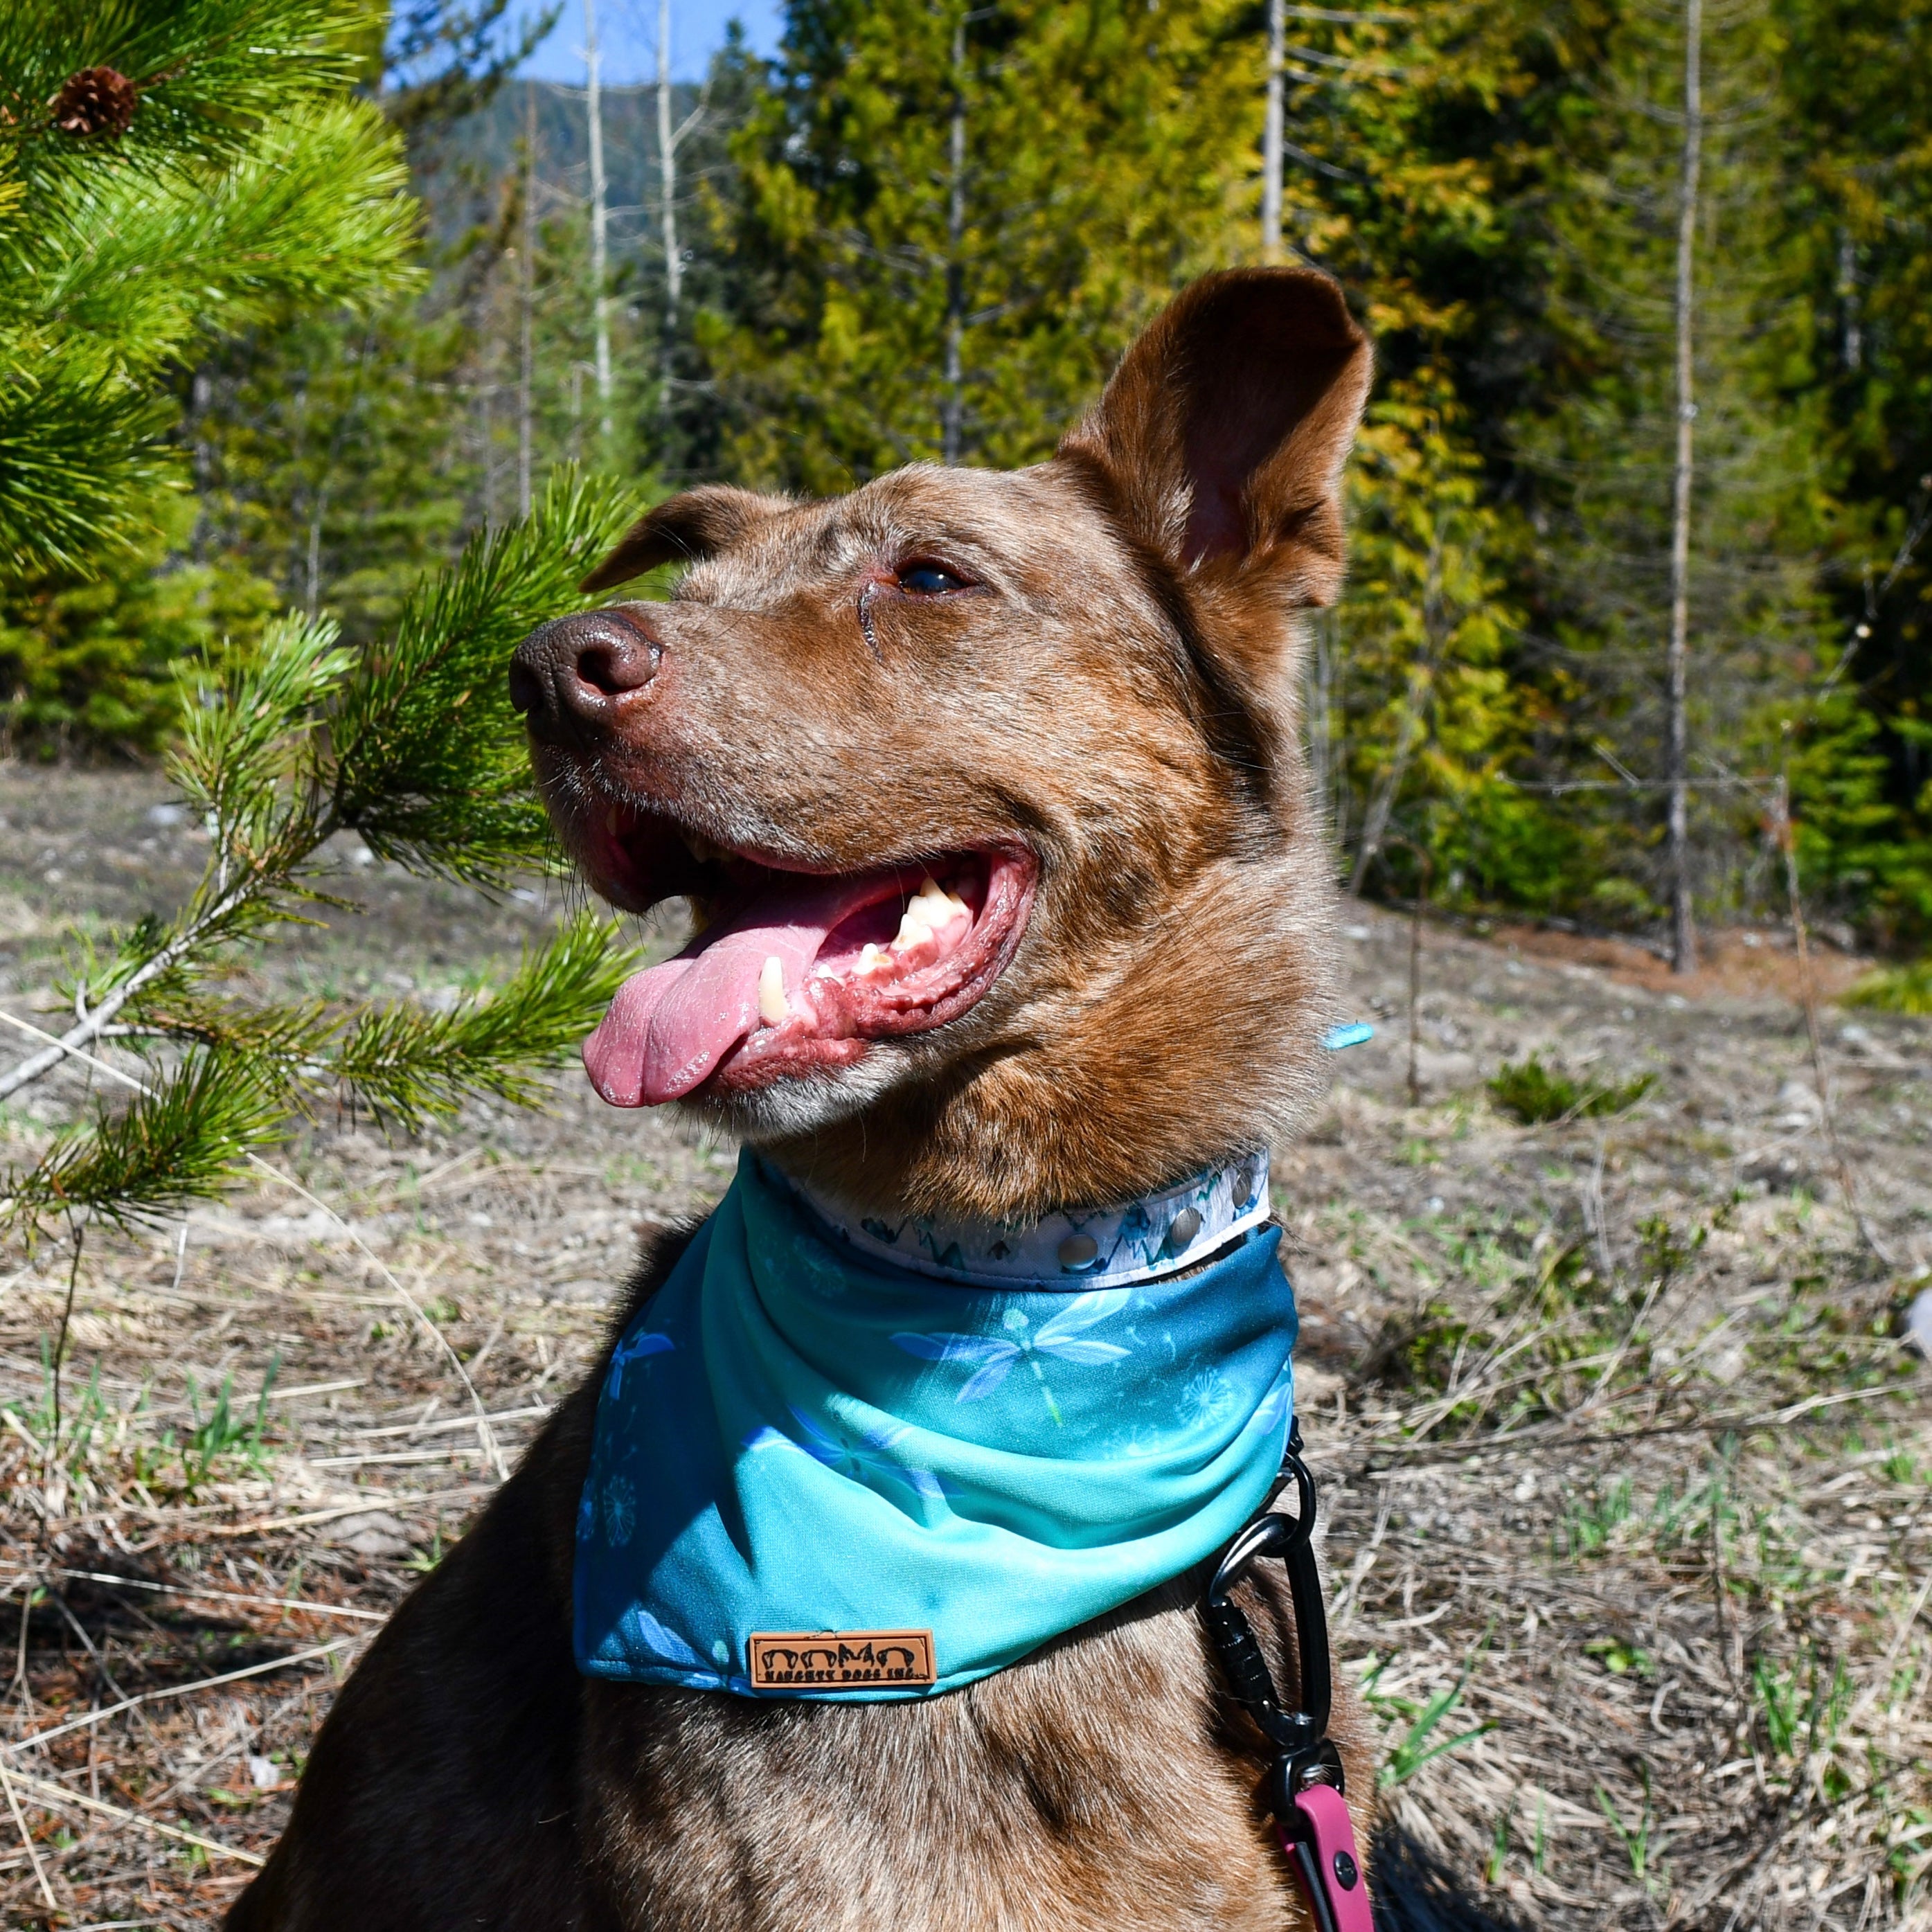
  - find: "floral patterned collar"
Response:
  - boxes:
[773,1150,1271,1291]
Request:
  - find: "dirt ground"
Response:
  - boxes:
[2,764,1929,1931]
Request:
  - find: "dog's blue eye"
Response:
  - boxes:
[898,563,967,595]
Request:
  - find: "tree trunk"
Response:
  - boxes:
[519,85,537,519]
[480,384,497,530]
[1836,228,1861,372]
[940,12,967,465]
[1261,0,1284,262]
[1665,0,1702,974]
[657,0,680,423]
[1350,532,1445,895]
[584,0,613,445]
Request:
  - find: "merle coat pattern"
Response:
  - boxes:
[229,268,1395,1932]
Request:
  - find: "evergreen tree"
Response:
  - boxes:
[0,2,418,580]
[0,14,643,1269]
[704,0,1258,490]
[1775,0,1932,940]
[8,0,1930,951]
[0,494,280,753]
[1248,0,1566,911]
[188,302,478,650]
[385,0,561,135]
[1514,0,1843,933]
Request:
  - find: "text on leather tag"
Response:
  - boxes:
[748,1629,936,1690]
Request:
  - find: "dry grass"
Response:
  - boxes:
[2,769,1929,1930]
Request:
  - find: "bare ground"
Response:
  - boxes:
[1,765,1929,1931]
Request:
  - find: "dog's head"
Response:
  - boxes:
[511,267,1371,1219]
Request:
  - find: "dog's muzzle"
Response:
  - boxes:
[509,607,661,748]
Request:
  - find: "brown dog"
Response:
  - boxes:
[228,265,1376,1932]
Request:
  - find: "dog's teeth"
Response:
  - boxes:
[757,956,788,1026]
[681,832,724,866]
[858,942,886,973]
[893,876,968,951]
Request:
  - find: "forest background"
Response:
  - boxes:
[5,0,1930,969]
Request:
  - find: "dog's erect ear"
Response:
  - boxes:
[580,485,793,594]
[1057,267,1371,602]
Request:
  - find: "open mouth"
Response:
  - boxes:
[576,804,1037,1107]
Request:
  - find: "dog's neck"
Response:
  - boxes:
[764,1149,1273,1291]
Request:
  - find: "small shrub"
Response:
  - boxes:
[1843,960,1932,1014]
[1487,1053,1656,1124]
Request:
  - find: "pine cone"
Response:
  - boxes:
[50,67,138,139]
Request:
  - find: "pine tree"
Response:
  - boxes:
[703,0,1258,490]
[1508,0,1843,934]
[0,493,280,753]
[0,12,645,1282]
[0,2,420,581]
[1773,0,1932,942]
[1247,0,1566,911]
[0,471,641,1244]
[188,301,478,647]
[1328,375,1544,909]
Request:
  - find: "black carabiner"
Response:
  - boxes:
[1203,1421,1341,1800]
[1206,1421,1370,1932]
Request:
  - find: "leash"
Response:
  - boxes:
[1204,1421,1372,1932]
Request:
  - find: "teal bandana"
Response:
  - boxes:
[573,1150,1297,1700]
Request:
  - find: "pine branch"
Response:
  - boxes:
[1,478,630,1105]
[1,9,418,585]
[0,14,650,1260]
[0,870,274,1104]
[0,1,365,197]
[329,913,643,1133]
[109,992,340,1093]
[0,611,353,1100]
[328,467,636,885]
[0,8,609,1186]
[1,474,643,1247]
[1,1052,287,1231]
[0,359,177,576]
[22,99,420,386]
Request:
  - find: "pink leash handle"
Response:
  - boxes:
[1279,1782,1372,1932]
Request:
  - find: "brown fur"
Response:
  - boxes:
[229,267,1378,1931]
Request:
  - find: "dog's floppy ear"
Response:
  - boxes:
[580,485,793,594]
[1058,267,1371,602]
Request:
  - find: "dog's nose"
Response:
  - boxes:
[509,608,662,742]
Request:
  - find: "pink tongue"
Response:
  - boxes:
[583,873,901,1107]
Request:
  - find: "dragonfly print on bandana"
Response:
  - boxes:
[893,1288,1132,1425]
[606,1327,674,1399]
[746,1407,949,1508]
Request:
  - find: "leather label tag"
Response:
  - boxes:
[747,1629,936,1690]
